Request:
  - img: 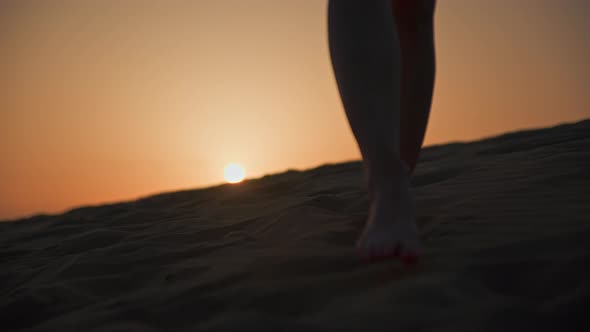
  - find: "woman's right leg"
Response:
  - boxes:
[328,0,421,262]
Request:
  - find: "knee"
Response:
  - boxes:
[392,0,436,25]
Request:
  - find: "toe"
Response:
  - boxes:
[399,241,421,265]
[400,251,419,265]
[360,244,404,262]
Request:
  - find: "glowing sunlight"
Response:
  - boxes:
[224,163,246,184]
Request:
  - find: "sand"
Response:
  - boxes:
[1,119,589,331]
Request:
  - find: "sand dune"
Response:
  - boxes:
[1,119,589,331]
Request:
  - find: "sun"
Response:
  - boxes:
[224,163,246,184]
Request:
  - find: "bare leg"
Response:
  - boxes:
[328,0,421,262]
[393,0,437,174]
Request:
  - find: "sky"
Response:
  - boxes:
[1,0,588,220]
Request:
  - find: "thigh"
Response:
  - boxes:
[391,0,436,20]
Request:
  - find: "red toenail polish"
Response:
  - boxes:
[402,253,418,266]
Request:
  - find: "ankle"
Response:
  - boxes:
[366,159,411,194]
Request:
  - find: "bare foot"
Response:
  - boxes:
[357,164,422,264]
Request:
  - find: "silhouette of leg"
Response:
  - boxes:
[393,0,437,174]
[328,0,421,263]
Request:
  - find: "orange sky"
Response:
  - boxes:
[1,0,588,220]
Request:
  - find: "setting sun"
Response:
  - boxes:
[224,163,246,184]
